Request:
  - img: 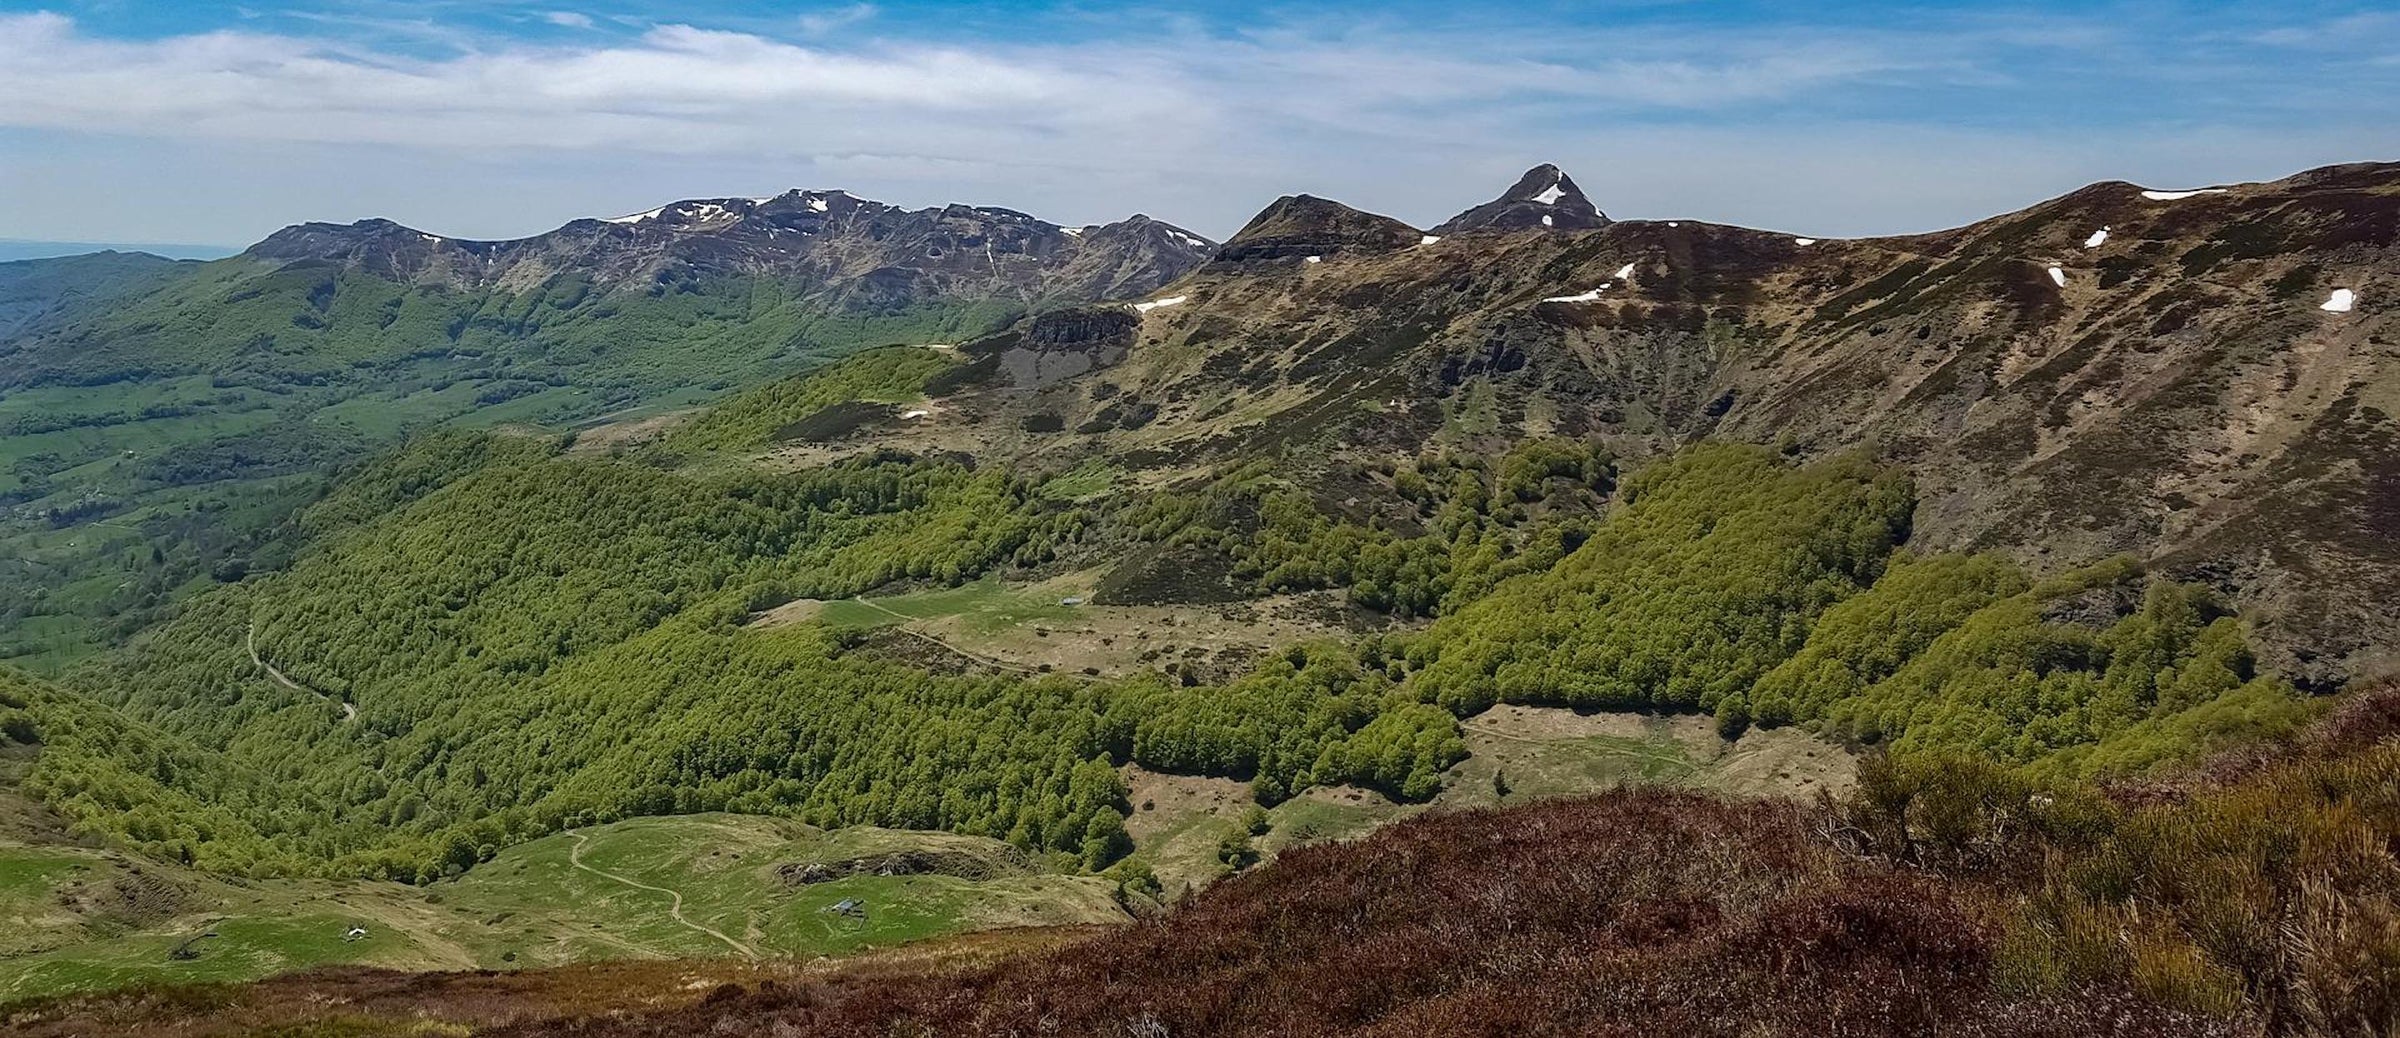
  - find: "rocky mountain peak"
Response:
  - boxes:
[1216,194,1422,263]
[241,218,480,280]
[1434,164,1608,234]
[229,189,1214,304]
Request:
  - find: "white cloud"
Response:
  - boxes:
[0,9,2387,246]
[544,12,597,31]
[0,12,1924,158]
[0,14,1116,130]
[797,4,879,37]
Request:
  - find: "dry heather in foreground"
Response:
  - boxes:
[17,689,2397,1037]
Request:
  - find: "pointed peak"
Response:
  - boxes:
[1433,164,1609,234]
[1217,195,1420,262]
[1094,214,1215,252]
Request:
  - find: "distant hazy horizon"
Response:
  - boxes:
[0,238,239,263]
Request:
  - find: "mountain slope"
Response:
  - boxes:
[1,163,2385,1025]
[808,161,2395,685]
[41,684,2400,1038]
[11,188,1213,394]
[0,190,1212,670]
[0,251,190,341]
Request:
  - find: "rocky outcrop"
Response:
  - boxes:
[1434,164,1609,234]
[997,305,1143,388]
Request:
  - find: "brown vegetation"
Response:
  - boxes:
[20,690,2396,1037]
[465,791,2217,1038]
[529,688,2394,1037]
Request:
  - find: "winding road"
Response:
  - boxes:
[246,621,355,722]
[566,831,757,959]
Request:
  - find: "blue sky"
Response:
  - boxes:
[0,1,2393,247]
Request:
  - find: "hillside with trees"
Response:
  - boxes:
[0,160,2392,1035]
[4,345,2313,887]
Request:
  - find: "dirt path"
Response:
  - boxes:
[847,596,1059,677]
[246,621,355,722]
[566,831,757,959]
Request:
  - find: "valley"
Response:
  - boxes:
[0,194,1213,671]
[0,158,2392,1036]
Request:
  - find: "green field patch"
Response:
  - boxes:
[1036,460,1123,503]
[0,846,94,904]
[812,576,1084,635]
[0,815,1121,1005]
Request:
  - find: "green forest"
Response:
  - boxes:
[0,348,2316,885]
[0,254,1019,670]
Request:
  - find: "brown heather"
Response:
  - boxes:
[475,793,2222,1038]
[18,690,2396,1038]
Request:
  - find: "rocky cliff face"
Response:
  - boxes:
[245,189,1216,308]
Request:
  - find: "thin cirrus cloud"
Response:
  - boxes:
[0,11,1915,150]
[0,13,1124,142]
[0,4,2390,245]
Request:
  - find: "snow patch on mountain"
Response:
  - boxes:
[2321,288,2356,313]
[2142,188,2227,201]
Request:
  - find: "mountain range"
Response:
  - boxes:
[246,190,1211,304]
[1,159,2396,1036]
[719,161,2398,687]
[4,163,2389,680]
[0,187,1213,663]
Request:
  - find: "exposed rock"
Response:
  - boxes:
[996,306,1143,388]
[242,190,1216,309]
[1434,164,1609,234]
[773,848,1021,885]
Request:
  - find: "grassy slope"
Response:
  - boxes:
[1125,705,1856,893]
[0,253,189,341]
[0,813,1120,1005]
